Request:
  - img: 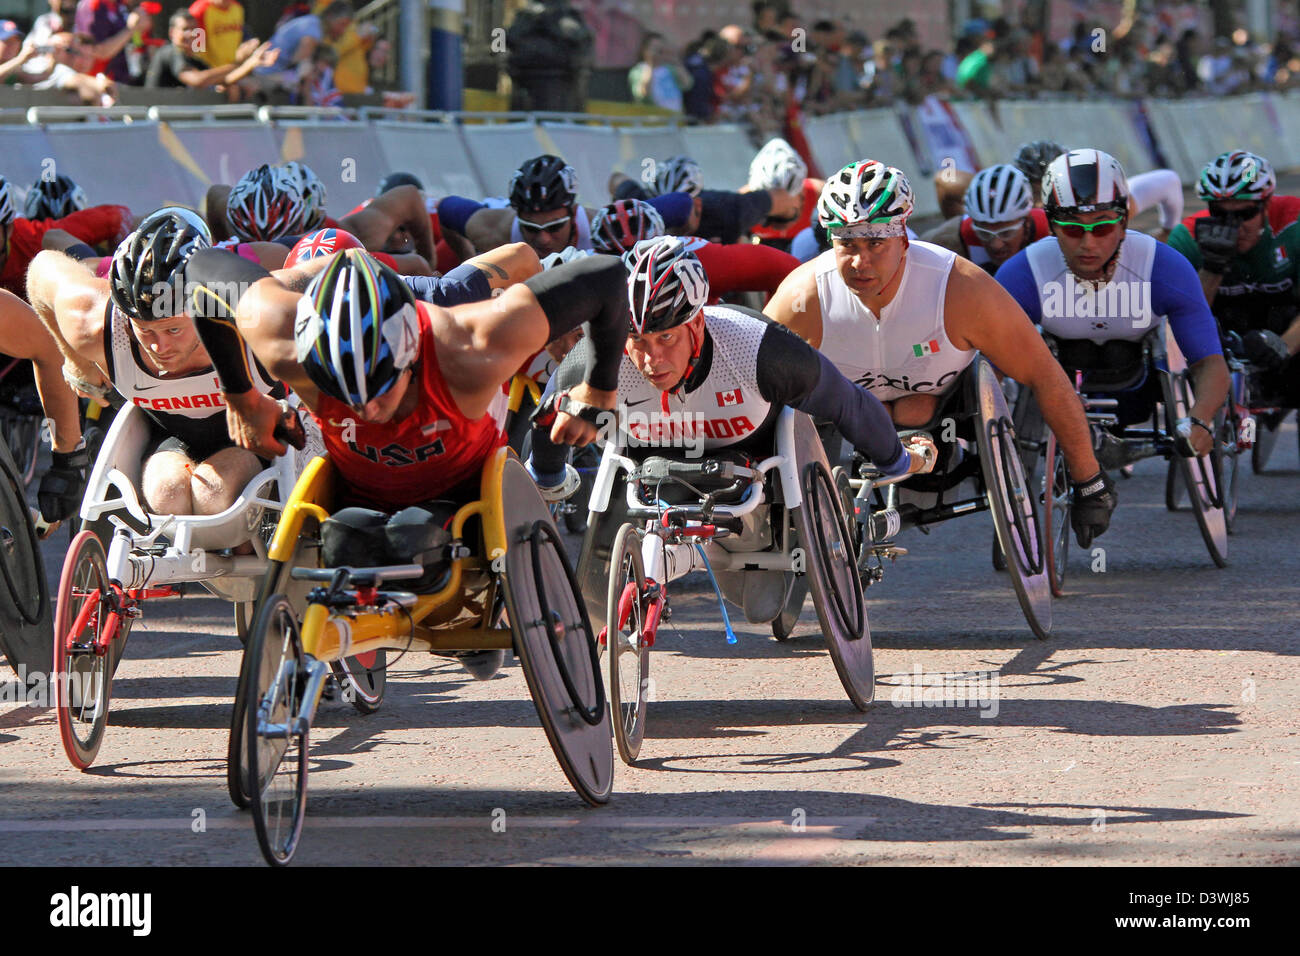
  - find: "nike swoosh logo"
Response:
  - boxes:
[135,384,163,391]
[626,398,654,407]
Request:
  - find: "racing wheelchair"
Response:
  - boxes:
[831,355,1052,640]
[0,429,51,697]
[1013,326,1232,596]
[575,408,871,765]
[49,402,328,770]
[230,445,613,866]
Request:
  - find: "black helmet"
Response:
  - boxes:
[24,173,87,220]
[1013,140,1067,185]
[109,207,211,321]
[623,236,709,334]
[508,154,577,212]
[377,171,425,196]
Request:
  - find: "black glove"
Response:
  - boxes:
[1070,469,1117,549]
[1193,217,1239,274]
[1221,329,1245,360]
[1241,328,1290,372]
[37,445,90,523]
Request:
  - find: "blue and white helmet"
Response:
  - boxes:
[295,250,421,407]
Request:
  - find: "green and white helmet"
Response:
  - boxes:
[1197,150,1275,202]
[817,159,913,237]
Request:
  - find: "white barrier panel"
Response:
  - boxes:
[1140,101,1201,183]
[163,122,281,191]
[990,100,1155,176]
[681,123,754,191]
[613,125,688,189]
[42,123,202,210]
[372,121,484,198]
[276,122,387,215]
[0,126,57,203]
[944,101,1005,169]
[1266,93,1300,171]
[462,121,546,200]
[534,123,621,208]
[806,110,938,217]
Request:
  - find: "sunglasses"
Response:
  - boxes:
[517,214,573,236]
[1207,203,1263,222]
[971,221,1024,242]
[1051,215,1125,239]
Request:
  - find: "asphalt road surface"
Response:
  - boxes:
[1,417,1297,867]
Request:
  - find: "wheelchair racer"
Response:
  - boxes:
[27,208,297,523]
[920,164,1049,275]
[525,236,936,502]
[179,246,632,679]
[764,159,1115,547]
[996,148,1229,468]
[1167,150,1300,410]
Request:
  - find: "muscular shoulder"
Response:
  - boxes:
[943,254,1011,347]
[764,255,824,344]
[467,208,514,253]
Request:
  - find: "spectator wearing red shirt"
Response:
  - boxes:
[73,0,152,84]
[0,188,132,300]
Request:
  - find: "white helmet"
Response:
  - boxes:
[227,164,308,242]
[817,159,913,233]
[964,164,1033,223]
[283,161,328,231]
[749,138,808,193]
[1042,148,1130,217]
[653,156,703,197]
[1197,150,1276,202]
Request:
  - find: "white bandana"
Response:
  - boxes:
[830,221,908,240]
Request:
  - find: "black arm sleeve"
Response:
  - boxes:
[755,325,907,474]
[401,262,492,306]
[182,247,275,395]
[527,339,590,479]
[523,255,629,392]
[63,243,99,261]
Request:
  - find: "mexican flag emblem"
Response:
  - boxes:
[913,340,940,357]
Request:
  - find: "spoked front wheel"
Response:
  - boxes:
[1042,432,1071,597]
[606,522,650,764]
[243,594,310,866]
[53,530,115,770]
[330,650,387,714]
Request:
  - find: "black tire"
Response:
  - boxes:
[973,359,1051,640]
[330,650,387,714]
[244,593,310,866]
[2,412,40,487]
[1165,373,1228,568]
[1250,410,1286,474]
[792,458,873,710]
[1042,432,1071,598]
[770,574,807,641]
[1165,457,1184,511]
[606,522,650,764]
[53,530,112,770]
[0,444,44,628]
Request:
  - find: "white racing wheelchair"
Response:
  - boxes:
[575,407,871,765]
[49,401,338,770]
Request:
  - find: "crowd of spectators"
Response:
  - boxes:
[0,0,397,107]
[627,1,1300,130]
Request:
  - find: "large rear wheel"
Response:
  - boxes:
[1042,432,1071,597]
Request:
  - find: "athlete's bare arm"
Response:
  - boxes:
[0,290,83,452]
[764,258,825,346]
[463,242,542,290]
[340,185,435,262]
[244,241,291,270]
[943,257,1101,480]
[27,250,113,394]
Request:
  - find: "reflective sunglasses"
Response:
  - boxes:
[971,221,1024,243]
[1050,215,1125,239]
[517,214,573,236]
[1207,202,1263,222]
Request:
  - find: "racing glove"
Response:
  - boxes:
[1070,469,1117,549]
[1173,416,1213,458]
[1193,218,1239,274]
[1241,328,1291,372]
[38,445,90,523]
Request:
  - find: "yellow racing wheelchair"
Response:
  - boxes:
[230,445,614,866]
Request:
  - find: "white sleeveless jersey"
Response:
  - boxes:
[1026,231,1159,344]
[510,205,593,251]
[812,240,975,402]
[103,303,281,445]
[614,306,774,450]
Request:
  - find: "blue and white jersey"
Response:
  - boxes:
[995,231,1221,365]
